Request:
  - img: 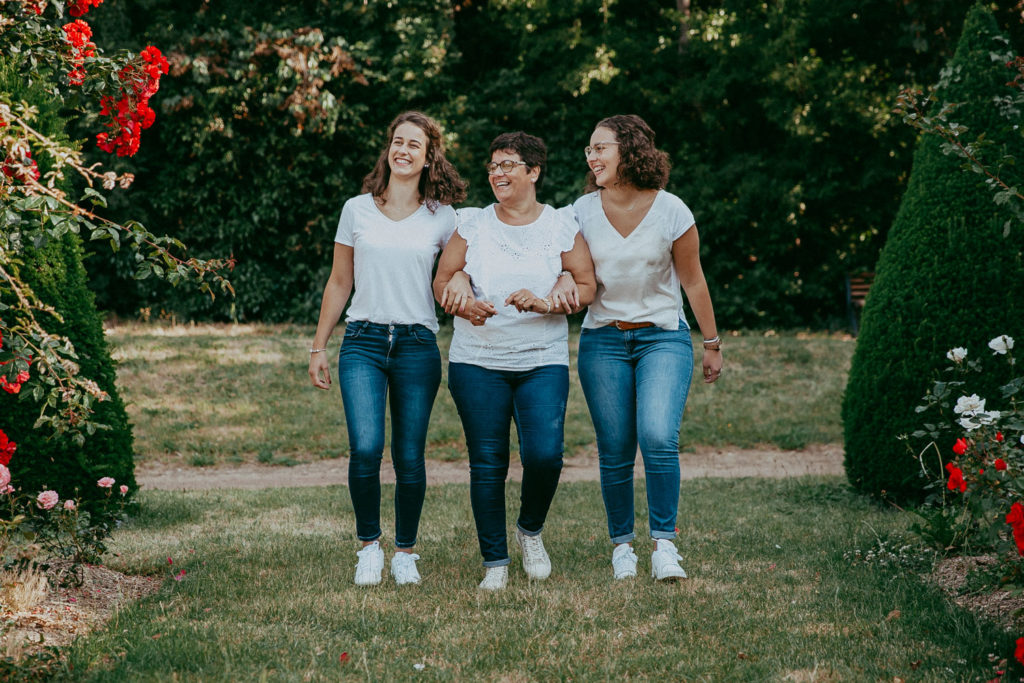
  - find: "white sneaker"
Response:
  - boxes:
[612,543,638,580]
[515,528,551,580]
[651,539,687,581]
[391,552,421,586]
[354,541,384,586]
[478,565,508,591]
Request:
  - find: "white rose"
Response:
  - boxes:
[977,411,1001,426]
[988,335,1015,355]
[946,347,968,362]
[953,394,985,416]
[958,416,981,431]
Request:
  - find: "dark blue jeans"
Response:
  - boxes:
[448,362,568,567]
[338,321,441,548]
[577,324,694,544]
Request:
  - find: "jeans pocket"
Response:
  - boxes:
[410,325,436,345]
[344,321,369,339]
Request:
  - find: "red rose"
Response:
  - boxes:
[945,462,967,493]
[953,438,969,455]
[0,429,15,466]
[1016,637,1024,666]
[1007,502,1024,528]
[997,432,1005,443]
[995,459,1008,471]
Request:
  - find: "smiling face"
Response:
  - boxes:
[387,121,429,179]
[488,149,539,204]
[586,127,621,188]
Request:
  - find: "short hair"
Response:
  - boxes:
[584,114,671,192]
[362,111,467,211]
[489,131,547,192]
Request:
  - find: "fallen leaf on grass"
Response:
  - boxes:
[886,609,901,621]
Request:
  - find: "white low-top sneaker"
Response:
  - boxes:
[391,552,421,586]
[611,543,638,580]
[651,539,687,581]
[354,541,385,586]
[479,565,509,591]
[515,528,551,580]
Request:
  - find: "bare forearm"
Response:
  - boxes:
[311,279,352,349]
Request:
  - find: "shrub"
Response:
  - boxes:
[0,59,136,512]
[842,5,1024,500]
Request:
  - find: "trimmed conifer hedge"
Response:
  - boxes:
[0,60,136,508]
[842,5,1024,500]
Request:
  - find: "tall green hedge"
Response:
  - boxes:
[0,60,136,507]
[842,5,1024,500]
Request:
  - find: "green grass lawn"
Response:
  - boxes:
[108,324,853,468]
[60,478,1010,681]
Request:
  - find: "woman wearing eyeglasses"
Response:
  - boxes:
[574,114,722,582]
[433,131,596,590]
[309,111,467,587]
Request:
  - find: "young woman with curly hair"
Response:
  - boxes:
[573,114,723,582]
[309,111,467,587]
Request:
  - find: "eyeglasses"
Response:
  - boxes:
[485,160,528,175]
[584,142,620,158]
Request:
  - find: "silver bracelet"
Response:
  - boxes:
[309,347,328,354]
[702,335,720,345]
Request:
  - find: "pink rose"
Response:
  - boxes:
[63,499,76,511]
[97,477,115,488]
[0,485,13,495]
[36,490,59,510]
[119,484,129,495]
[0,464,9,489]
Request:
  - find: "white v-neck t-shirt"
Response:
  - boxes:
[334,193,456,333]
[448,204,579,371]
[574,190,695,331]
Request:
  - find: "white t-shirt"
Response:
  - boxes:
[574,190,695,331]
[448,204,579,371]
[334,193,456,333]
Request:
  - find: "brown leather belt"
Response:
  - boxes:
[609,321,655,330]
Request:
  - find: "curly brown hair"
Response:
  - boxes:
[362,111,468,211]
[584,114,671,193]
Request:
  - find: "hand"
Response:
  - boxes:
[440,271,475,315]
[702,349,723,384]
[546,273,579,314]
[505,289,547,314]
[466,299,497,326]
[309,353,332,390]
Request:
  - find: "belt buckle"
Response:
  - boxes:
[614,320,629,330]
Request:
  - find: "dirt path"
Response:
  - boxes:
[136,443,843,490]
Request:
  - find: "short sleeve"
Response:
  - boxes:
[334,198,356,246]
[455,207,484,245]
[553,205,580,254]
[668,193,696,242]
[437,204,457,246]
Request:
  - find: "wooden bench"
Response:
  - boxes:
[845,272,875,336]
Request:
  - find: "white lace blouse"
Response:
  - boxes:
[448,204,579,371]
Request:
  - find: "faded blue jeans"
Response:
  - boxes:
[338,321,441,548]
[577,323,694,544]
[448,362,568,567]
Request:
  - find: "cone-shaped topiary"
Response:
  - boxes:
[842,4,1024,500]
[0,58,136,509]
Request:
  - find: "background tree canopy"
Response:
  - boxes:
[83,0,1023,327]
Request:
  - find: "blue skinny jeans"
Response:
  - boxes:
[577,323,694,544]
[338,321,441,548]
[448,362,568,567]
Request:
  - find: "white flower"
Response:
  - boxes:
[976,411,1001,426]
[989,335,1015,355]
[958,416,981,431]
[953,394,986,416]
[946,347,968,362]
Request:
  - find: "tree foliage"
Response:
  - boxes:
[84,0,1023,327]
[842,4,1024,501]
